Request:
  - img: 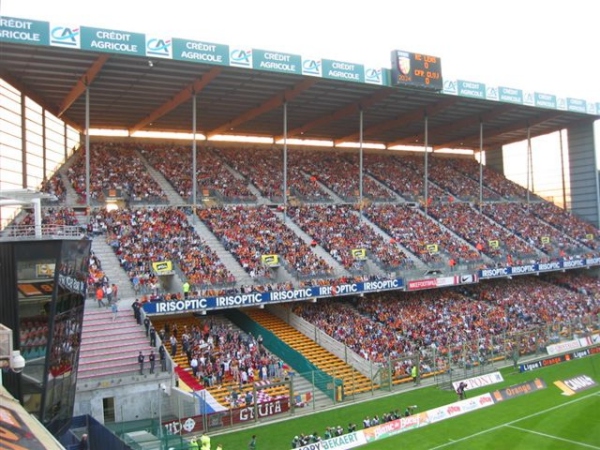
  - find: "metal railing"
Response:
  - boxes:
[0,224,85,241]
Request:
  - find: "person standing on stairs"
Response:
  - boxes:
[106,283,113,305]
[159,344,167,372]
[133,299,142,325]
[144,316,151,336]
[111,302,118,322]
[170,335,178,357]
[149,326,157,347]
[149,350,156,374]
[111,283,118,302]
[138,351,145,375]
[96,286,105,308]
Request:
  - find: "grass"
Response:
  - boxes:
[209,353,600,449]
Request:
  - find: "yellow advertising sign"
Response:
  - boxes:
[261,254,280,267]
[351,248,367,260]
[426,244,439,254]
[152,260,174,274]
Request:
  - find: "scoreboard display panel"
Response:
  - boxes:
[391,50,443,90]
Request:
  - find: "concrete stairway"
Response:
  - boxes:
[57,153,83,206]
[70,209,135,299]
[137,150,187,206]
[222,164,270,206]
[89,235,137,300]
[245,182,270,205]
[422,207,495,267]
[358,212,427,271]
[365,173,404,202]
[310,177,345,203]
[78,308,165,381]
[272,211,350,280]
[187,214,255,286]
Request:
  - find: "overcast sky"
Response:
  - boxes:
[2,0,599,102]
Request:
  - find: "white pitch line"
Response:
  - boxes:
[429,390,600,450]
[506,425,600,449]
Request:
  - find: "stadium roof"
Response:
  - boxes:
[1,19,598,152]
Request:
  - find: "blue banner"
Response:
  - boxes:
[479,257,599,279]
[143,278,403,314]
[0,16,49,45]
[498,86,523,104]
[566,98,587,113]
[80,26,145,56]
[457,80,486,99]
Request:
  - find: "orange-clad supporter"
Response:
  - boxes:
[290,273,599,365]
[200,205,333,281]
[67,142,167,203]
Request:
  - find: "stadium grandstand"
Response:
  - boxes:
[1,14,599,450]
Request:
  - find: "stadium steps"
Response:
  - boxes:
[272,211,352,279]
[358,212,427,271]
[222,164,270,206]
[78,309,162,381]
[307,176,345,203]
[420,207,496,267]
[136,150,187,205]
[57,151,82,206]
[241,308,376,396]
[187,215,255,286]
[89,234,137,300]
[471,203,548,260]
[363,173,405,202]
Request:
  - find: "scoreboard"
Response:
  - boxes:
[391,50,443,90]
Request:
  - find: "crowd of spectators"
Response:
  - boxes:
[447,157,529,200]
[528,202,600,250]
[363,204,482,266]
[5,206,81,238]
[19,207,79,227]
[215,147,331,202]
[140,145,256,203]
[288,150,395,202]
[481,203,587,257]
[155,317,285,404]
[364,153,445,201]
[427,202,539,263]
[545,272,600,299]
[402,155,502,202]
[67,142,167,204]
[96,207,236,292]
[291,274,599,374]
[199,205,334,280]
[287,204,413,272]
[40,174,67,203]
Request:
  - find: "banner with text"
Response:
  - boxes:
[479,257,600,279]
[143,278,404,314]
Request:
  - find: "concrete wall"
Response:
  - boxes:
[74,377,176,424]
[568,121,600,227]
[486,148,504,175]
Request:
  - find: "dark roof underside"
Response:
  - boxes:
[1,42,597,151]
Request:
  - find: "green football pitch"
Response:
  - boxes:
[209,353,600,450]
